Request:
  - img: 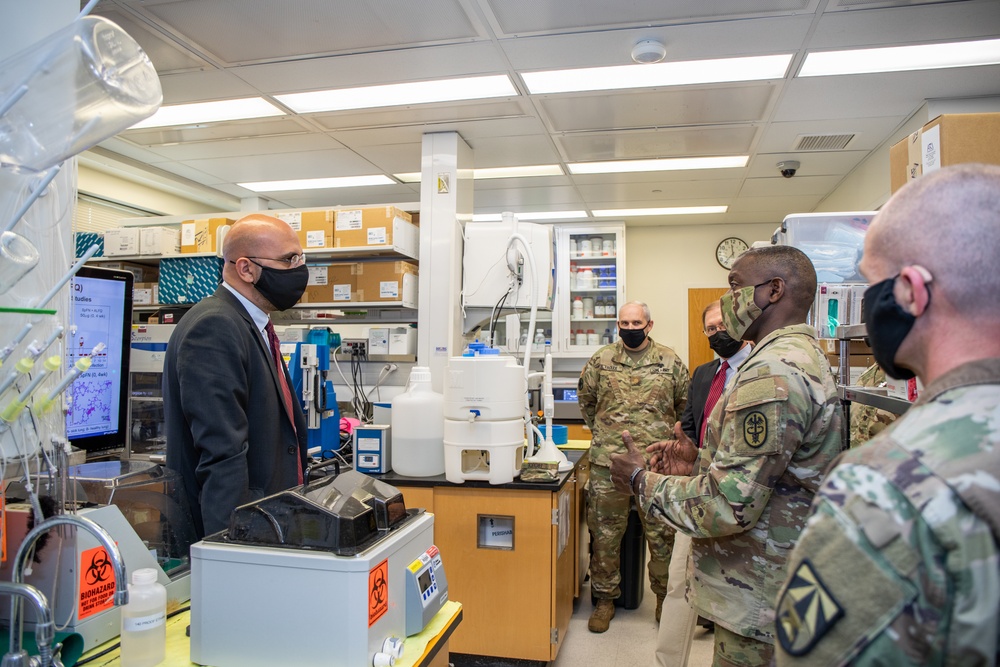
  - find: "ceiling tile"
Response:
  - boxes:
[739,175,843,197]
[756,117,901,152]
[577,179,742,203]
[472,185,585,208]
[180,149,382,182]
[556,126,758,161]
[147,134,346,161]
[746,151,868,178]
[93,6,211,73]
[121,118,310,147]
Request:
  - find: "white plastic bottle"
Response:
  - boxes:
[120,568,166,667]
[572,296,584,320]
[391,367,445,476]
[534,328,545,349]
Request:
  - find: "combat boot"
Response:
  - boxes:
[655,594,665,622]
[588,599,615,633]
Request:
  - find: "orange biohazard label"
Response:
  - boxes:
[78,545,116,619]
[368,559,389,627]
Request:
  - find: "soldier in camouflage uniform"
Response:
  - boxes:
[848,362,896,447]
[610,245,843,666]
[775,163,1000,665]
[578,301,688,632]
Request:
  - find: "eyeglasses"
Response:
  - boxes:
[246,254,306,268]
[704,325,726,335]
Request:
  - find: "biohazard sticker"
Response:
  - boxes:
[743,411,768,447]
[368,559,389,627]
[777,559,844,655]
[78,546,116,619]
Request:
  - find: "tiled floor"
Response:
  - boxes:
[550,578,714,667]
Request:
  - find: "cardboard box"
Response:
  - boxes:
[301,263,358,304]
[820,339,872,355]
[388,326,417,355]
[334,207,417,254]
[74,232,103,258]
[159,256,223,304]
[277,210,334,249]
[140,226,180,256]
[95,261,157,283]
[354,261,418,303]
[890,113,1000,192]
[133,282,159,306]
[181,218,233,254]
[103,227,140,256]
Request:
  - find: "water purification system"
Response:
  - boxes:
[284,329,341,458]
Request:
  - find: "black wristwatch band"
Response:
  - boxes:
[629,466,644,493]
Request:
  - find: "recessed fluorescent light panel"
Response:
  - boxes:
[129,98,285,129]
[522,54,792,94]
[472,211,587,222]
[393,165,563,182]
[594,206,727,217]
[276,75,517,113]
[239,175,395,192]
[569,156,748,174]
[799,38,1000,77]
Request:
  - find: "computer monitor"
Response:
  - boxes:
[66,265,133,453]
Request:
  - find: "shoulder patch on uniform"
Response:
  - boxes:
[742,411,768,447]
[776,559,844,656]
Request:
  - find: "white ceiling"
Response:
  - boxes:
[87,0,1000,226]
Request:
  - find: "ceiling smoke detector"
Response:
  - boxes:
[631,40,667,64]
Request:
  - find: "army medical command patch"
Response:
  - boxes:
[776,559,844,656]
[742,411,768,447]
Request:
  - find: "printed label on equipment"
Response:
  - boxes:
[367,227,387,245]
[368,559,389,627]
[277,212,302,228]
[78,545,116,619]
[180,223,195,246]
[357,437,380,450]
[379,281,399,298]
[123,610,166,631]
[305,230,326,247]
[336,209,362,231]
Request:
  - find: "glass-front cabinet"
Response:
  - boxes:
[556,223,626,356]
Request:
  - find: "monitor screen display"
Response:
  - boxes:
[557,388,578,403]
[66,266,133,452]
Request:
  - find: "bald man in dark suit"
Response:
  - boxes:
[165,214,309,538]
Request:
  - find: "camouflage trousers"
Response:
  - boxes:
[588,464,674,599]
[713,625,773,667]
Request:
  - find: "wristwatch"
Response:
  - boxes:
[629,466,644,494]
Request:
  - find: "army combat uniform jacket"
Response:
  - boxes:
[849,363,896,447]
[637,324,843,640]
[578,337,688,468]
[775,358,1000,666]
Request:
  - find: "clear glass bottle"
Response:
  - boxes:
[120,568,166,667]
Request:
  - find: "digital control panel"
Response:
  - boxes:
[404,545,448,636]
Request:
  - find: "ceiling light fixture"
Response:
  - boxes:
[472,211,587,222]
[521,53,792,94]
[631,40,667,65]
[593,205,727,217]
[238,175,395,192]
[128,97,285,129]
[799,37,1000,77]
[569,156,748,174]
[275,74,518,113]
[394,164,564,182]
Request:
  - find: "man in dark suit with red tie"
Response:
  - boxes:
[165,214,310,539]
[653,300,750,667]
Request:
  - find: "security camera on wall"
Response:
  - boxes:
[777,160,800,178]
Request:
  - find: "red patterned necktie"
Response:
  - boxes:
[265,320,302,484]
[699,360,729,448]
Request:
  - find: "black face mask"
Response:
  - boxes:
[862,275,926,380]
[708,330,743,359]
[250,261,309,311]
[620,327,648,349]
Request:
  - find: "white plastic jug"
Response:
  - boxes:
[391,366,445,477]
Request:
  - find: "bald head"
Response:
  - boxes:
[222,214,298,263]
[736,245,817,316]
[864,163,1000,314]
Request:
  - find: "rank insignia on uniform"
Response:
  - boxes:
[776,559,843,656]
[743,411,768,447]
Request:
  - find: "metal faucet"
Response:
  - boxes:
[3,514,129,667]
[0,582,57,667]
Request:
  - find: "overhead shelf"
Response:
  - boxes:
[835,324,869,339]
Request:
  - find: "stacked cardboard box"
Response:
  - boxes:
[181,218,234,253]
[334,207,417,255]
[103,228,140,256]
[277,210,334,249]
[301,263,359,304]
[140,226,180,255]
[890,113,1000,193]
[354,261,418,302]
[159,256,223,304]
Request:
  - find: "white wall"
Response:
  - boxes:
[624,222,777,363]
[78,164,228,216]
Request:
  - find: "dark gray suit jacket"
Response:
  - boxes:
[679,358,721,444]
[164,285,307,538]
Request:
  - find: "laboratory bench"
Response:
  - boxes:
[372,448,590,663]
[76,601,463,667]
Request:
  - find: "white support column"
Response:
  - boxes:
[240,196,269,212]
[416,132,473,392]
